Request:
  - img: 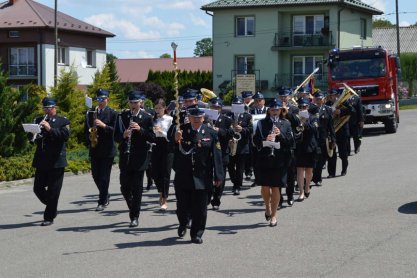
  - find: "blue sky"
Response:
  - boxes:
[36,0,415,59]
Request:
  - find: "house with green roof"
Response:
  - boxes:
[201,0,382,97]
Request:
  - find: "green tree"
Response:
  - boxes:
[106,53,117,63]
[373,19,395,28]
[194,38,213,57]
[400,53,417,97]
[160,53,171,58]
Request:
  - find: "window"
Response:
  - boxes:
[292,56,323,85]
[86,49,95,67]
[58,47,68,65]
[236,55,255,74]
[9,47,36,76]
[360,18,367,39]
[293,15,324,46]
[236,16,255,36]
[8,31,20,38]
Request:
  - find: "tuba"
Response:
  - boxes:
[200,88,217,103]
[89,107,99,148]
[332,83,358,132]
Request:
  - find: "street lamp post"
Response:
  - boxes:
[395,0,400,56]
[54,0,58,88]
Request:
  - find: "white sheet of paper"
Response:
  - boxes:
[85,95,93,108]
[299,110,309,119]
[262,140,281,149]
[252,114,266,135]
[22,124,41,134]
[202,108,219,121]
[231,103,245,114]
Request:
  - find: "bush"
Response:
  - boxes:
[0,154,35,181]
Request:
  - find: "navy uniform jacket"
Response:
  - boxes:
[250,106,267,115]
[326,100,353,141]
[349,95,364,125]
[317,105,336,145]
[31,115,70,170]
[226,112,253,154]
[173,123,224,190]
[85,106,118,158]
[253,117,293,169]
[115,109,155,171]
[296,115,319,153]
[286,104,301,149]
[212,113,234,163]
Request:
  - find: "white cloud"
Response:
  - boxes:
[399,21,411,27]
[159,1,195,10]
[142,16,185,36]
[189,13,209,27]
[362,0,385,13]
[119,50,156,59]
[84,13,160,40]
[120,6,153,17]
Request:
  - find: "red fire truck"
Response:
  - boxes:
[327,46,401,133]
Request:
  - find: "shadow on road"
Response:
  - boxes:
[362,126,387,137]
[398,201,417,214]
[0,220,42,229]
[207,222,267,234]
[115,237,189,248]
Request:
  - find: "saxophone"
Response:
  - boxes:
[229,113,241,157]
[89,107,99,148]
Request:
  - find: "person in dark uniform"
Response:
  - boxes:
[242,91,254,181]
[253,100,293,226]
[347,95,364,154]
[227,96,253,196]
[249,91,267,188]
[173,107,224,244]
[312,91,336,186]
[30,97,70,226]
[326,89,353,177]
[294,98,319,201]
[115,91,155,227]
[207,97,234,210]
[85,89,118,211]
[277,88,301,206]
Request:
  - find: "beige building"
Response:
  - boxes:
[202,0,382,97]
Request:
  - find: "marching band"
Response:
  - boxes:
[28,81,362,243]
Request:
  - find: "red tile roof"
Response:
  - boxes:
[115,57,212,83]
[0,0,114,37]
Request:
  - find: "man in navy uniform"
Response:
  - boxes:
[30,97,70,226]
[207,97,234,210]
[242,91,254,181]
[347,94,364,154]
[115,91,155,227]
[277,88,300,206]
[85,89,118,211]
[312,91,336,186]
[174,107,224,244]
[227,96,253,196]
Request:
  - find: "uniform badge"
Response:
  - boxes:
[314,122,319,128]
[202,129,205,134]
[52,118,56,122]
[216,142,221,150]
[139,114,142,119]
[218,119,222,122]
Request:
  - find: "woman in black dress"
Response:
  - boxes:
[295,98,319,201]
[253,100,293,226]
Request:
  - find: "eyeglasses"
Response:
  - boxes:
[96,97,107,102]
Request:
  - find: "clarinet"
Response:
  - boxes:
[268,116,279,157]
[125,110,139,162]
[31,114,48,142]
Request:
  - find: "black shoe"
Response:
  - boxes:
[250,182,257,187]
[41,220,53,226]
[297,197,305,202]
[129,218,138,228]
[305,192,310,198]
[287,198,294,206]
[191,236,203,244]
[341,170,347,176]
[177,225,187,238]
[146,183,152,191]
[233,189,240,196]
[212,205,219,211]
[316,181,322,187]
[327,175,335,178]
[279,196,283,208]
[105,194,110,206]
[355,146,360,154]
[265,213,271,221]
[186,218,192,229]
[96,204,105,211]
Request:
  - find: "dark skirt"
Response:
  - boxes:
[295,151,315,168]
[257,166,287,188]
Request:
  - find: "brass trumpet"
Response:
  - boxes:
[332,83,358,132]
[89,106,99,148]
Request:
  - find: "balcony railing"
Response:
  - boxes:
[274,31,333,48]
[274,73,328,91]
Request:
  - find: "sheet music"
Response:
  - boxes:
[22,124,41,134]
[85,95,93,109]
[262,140,280,149]
[202,108,219,121]
[299,110,309,119]
[231,103,245,114]
[252,114,266,135]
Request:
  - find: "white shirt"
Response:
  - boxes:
[154,114,173,141]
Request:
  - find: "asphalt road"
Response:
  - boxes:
[1,110,417,278]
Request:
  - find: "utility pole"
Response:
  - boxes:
[54,0,58,88]
[395,0,400,56]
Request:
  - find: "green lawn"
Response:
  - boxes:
[399,104,417,110]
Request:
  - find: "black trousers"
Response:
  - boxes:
[312,144,327,183]
[228,154,246,189]
[151,144,174,199]
[348,123,362,154]
[120,169,144,220]
[176,187,208,239]
[285,152,296,199]
[33,168,65,221]
[244,153,253,177]
[91,156,114,205]
[328,139,348,176]
[209,163,228,206]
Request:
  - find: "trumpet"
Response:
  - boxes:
[31,114,48,142]
[89,106,99,148]
[290,67,319,104]
[229,113,241,157]
[332,83,358,132]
